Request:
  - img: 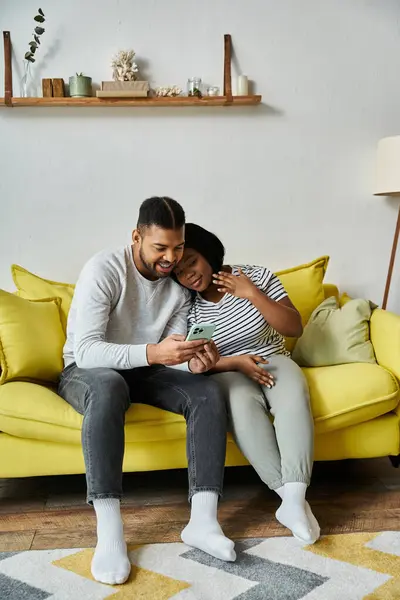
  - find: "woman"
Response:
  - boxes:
[175,223,320,544]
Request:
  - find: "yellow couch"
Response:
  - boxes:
[1,260,400,479]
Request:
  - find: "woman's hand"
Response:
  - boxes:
[235,355,275,387]
[213,269,257,300]
[214,269,303,338]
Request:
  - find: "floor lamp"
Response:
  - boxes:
[375,136,400,310]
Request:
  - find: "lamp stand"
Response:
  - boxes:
[383,202,400,309]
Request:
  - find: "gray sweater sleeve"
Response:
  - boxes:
[73,260,148,370]
[162,291,192,373]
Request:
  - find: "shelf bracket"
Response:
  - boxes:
[3,31,13,107]
[223,34,233,103]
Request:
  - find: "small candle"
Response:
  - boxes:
[237,75,248,96]
[207,86,219,96]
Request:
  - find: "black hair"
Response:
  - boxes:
[137,196,185,231]
[184,223,225,274]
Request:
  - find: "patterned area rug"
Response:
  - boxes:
[2,532,400,599]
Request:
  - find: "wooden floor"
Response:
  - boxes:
[1,458,400,551]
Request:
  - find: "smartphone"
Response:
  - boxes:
[186,323,216,342]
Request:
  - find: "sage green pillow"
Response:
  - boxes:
[292,296,376,367]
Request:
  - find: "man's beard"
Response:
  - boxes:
[139,247,173,279]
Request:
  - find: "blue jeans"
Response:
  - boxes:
[58,364,227,503]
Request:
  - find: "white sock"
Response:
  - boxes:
[275,485,320,540]
[181,492,236,561]
[275,483,320,544]
[91,498,131,585]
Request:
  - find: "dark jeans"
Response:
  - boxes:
[58,363,227,504]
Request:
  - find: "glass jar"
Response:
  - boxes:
[187,77,202,97]
[207,86,219,96]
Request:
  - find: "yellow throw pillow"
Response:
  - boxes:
[0,290,65,384]
[11,264,75,331]
[275,256,329,351]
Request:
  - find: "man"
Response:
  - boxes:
[58,197,235,586]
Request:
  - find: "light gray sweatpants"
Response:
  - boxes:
[211,354,314,490]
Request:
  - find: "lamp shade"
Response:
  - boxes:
[375,136,400,196]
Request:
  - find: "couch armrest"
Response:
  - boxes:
[371,309,400,380]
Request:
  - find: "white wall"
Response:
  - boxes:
[1,0,400,309]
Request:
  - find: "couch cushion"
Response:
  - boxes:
[276,256,329,322]
[276,256,329,351]
[0,291,65,385]
[12,264,75,331]
[0,363,398,444]
[305,363,399,434]
[0,382,186,445]
[292,296,376,367]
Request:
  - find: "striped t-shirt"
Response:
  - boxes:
[188,265,290,360]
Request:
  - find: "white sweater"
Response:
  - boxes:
[63,245,191,370]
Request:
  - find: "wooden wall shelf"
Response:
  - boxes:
[2,32,262,110]
[0,95,262,108]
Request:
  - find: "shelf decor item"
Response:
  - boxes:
[52,78,65,97]
[42,78,52,97]
[187,77,202,97]
[21,61,34,98]
[207,86,219,96]
[97,80,149,98]
[69,73,92,97]
[111,50,138,82]
[154,86,182,97]
[236,75,249,95]
[99,49,149,97]
[21,7,46,97]
[41,78,64,98]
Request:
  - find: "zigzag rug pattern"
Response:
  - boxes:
[1,531,400,599]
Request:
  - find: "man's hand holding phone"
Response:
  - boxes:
[146,322,218,372]
[185,322,218,373]
[147,335,206,366]
[188,340,220,374]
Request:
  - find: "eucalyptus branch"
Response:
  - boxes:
[25,8,46,63]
